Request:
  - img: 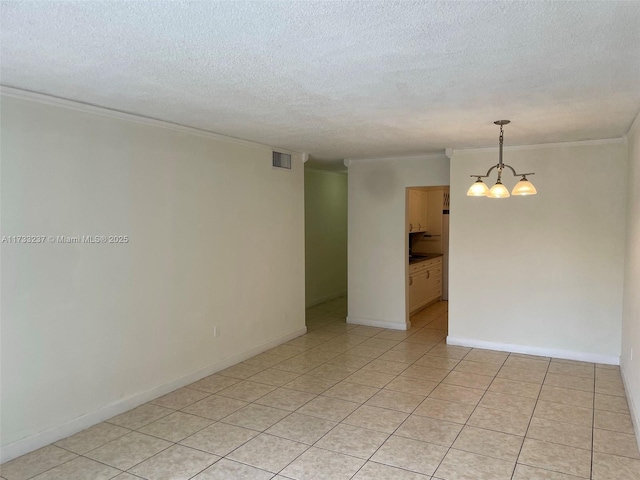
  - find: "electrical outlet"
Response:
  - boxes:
[213,326,220,338]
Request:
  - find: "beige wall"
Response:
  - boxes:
[448,141,626,363]
[347,155,450,330]
[0,93,305,460]
[621,112,640,444]
[304,168,347,307]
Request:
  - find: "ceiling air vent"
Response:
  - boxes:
[272,151,292,169]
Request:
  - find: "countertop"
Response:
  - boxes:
[409,253,443,265]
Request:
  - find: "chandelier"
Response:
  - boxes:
[467,120,537,198]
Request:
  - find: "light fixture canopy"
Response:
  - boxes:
[467,120,537,198]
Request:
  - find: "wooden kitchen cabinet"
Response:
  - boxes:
[409,256,443,313]
[407,188,428,232]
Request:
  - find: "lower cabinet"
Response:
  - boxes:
[409,257,442,314]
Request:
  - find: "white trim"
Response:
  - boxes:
[0,326,307,463]
[0,86,303,158]
[303,168,348,176]
[347,153,447,163]
[621,366,640,454]
[306,290,348,308]
[452,137,626,155]
[343,159,352,168]
[626,109,640,138]
[446,336,620,365]
[347,315,409,331]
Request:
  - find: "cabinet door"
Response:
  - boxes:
[408,190,427,232]
[426,189,443,235]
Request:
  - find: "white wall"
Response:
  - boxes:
[304,168,347,307]
[448,141,627,363]
[347,155,450,330]
[0,92,305,459]
[621,112,640,444]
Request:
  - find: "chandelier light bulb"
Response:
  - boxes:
[466,178,489,196]
[487,180,510,198]
[511,176,538,196]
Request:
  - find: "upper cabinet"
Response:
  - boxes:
[407,189,428,233]
[426,187,449,235]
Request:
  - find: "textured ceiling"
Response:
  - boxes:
[1,1,639,161]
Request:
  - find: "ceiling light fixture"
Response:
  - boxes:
[467,120,537,198]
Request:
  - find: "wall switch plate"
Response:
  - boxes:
[213,326,220,338]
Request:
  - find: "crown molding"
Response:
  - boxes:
[452,137,626,155]
[347,152,448,163]
[0,85,303,158]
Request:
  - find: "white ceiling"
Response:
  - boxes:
[1,1,639,161]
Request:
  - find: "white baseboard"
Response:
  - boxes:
[446,336,620,365]
[306,290,347,308]
[621,366,640,455]
[347,315,409,331]
[0,327,307,463]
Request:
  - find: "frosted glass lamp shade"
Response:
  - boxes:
[487,181,510,198]
[466,179,489,196]
[512,177,537,195]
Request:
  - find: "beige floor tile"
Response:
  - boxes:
[425,344,471,360]
[544,373,593,393]
[218,362,266,379]
[503,356,549,372]
[594,409,635,434]
[326,354,373,369]
[180,422,258,456]
[181,395,248,420]
[489,378,542,399]
[413,355,460,370]
[592,452,640,480]
[349,326,386,337]
[497,366,546,384]
[0,446,77,480]
[107,403,173,430]
[400,365,450,382]
[246,368,301,387]
[443,370,493,390]
[315,424,389,459]
[595,378,626,397]
[518,438,591,478]
[151,387,210,410]
[395,414,462,446]
[138,411,213,442]
[243,352,288,368]
[352,461,431,480]
[378,350,425,364]
[221,403,289,431]
[385,377,438,396]
[365,389,425,413]
[266,413,336,444]
[453,360,501,376]
[286,336,329,349]
[253,387,316,411]
[296,395,360,422]
[593,428,640,459]
[283,373,340,394]
[360,337,400,351]
[595,368,623,382]
[129,444,218,480]
[85,431,171,470]
[429,383,484,405]
[551,359,594,368]
[478,391,536,416]
[512,464,586,479]
[272,356,324,374]
[345,370,396,388]
[191,458,273,480]
[435,448,515,480]
[595,393,630,414]
[188,374,241,394]
[413,397,475,424]
[538,385,593,409]
[306,363,358,380]
[371,435,447,476]
[29,457,119,480]
[322,381,380,403]
[266,344,308,359]
[548,362,594,378]
[343,405,408,433]
[215,380,276,402]
[467,407,531,436]
[361,359,409,375]
[54,422,130,455]
[348,345,387,359]
[452,426,523,461]
[526,417,592,450]
[533,400,593,427]
[464,349,509,365]
[374,329,414,341]
[112,474,140,480]
[280,446,365,480]
[227,433,308,473]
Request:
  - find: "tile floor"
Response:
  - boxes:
[2,298,639,480]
